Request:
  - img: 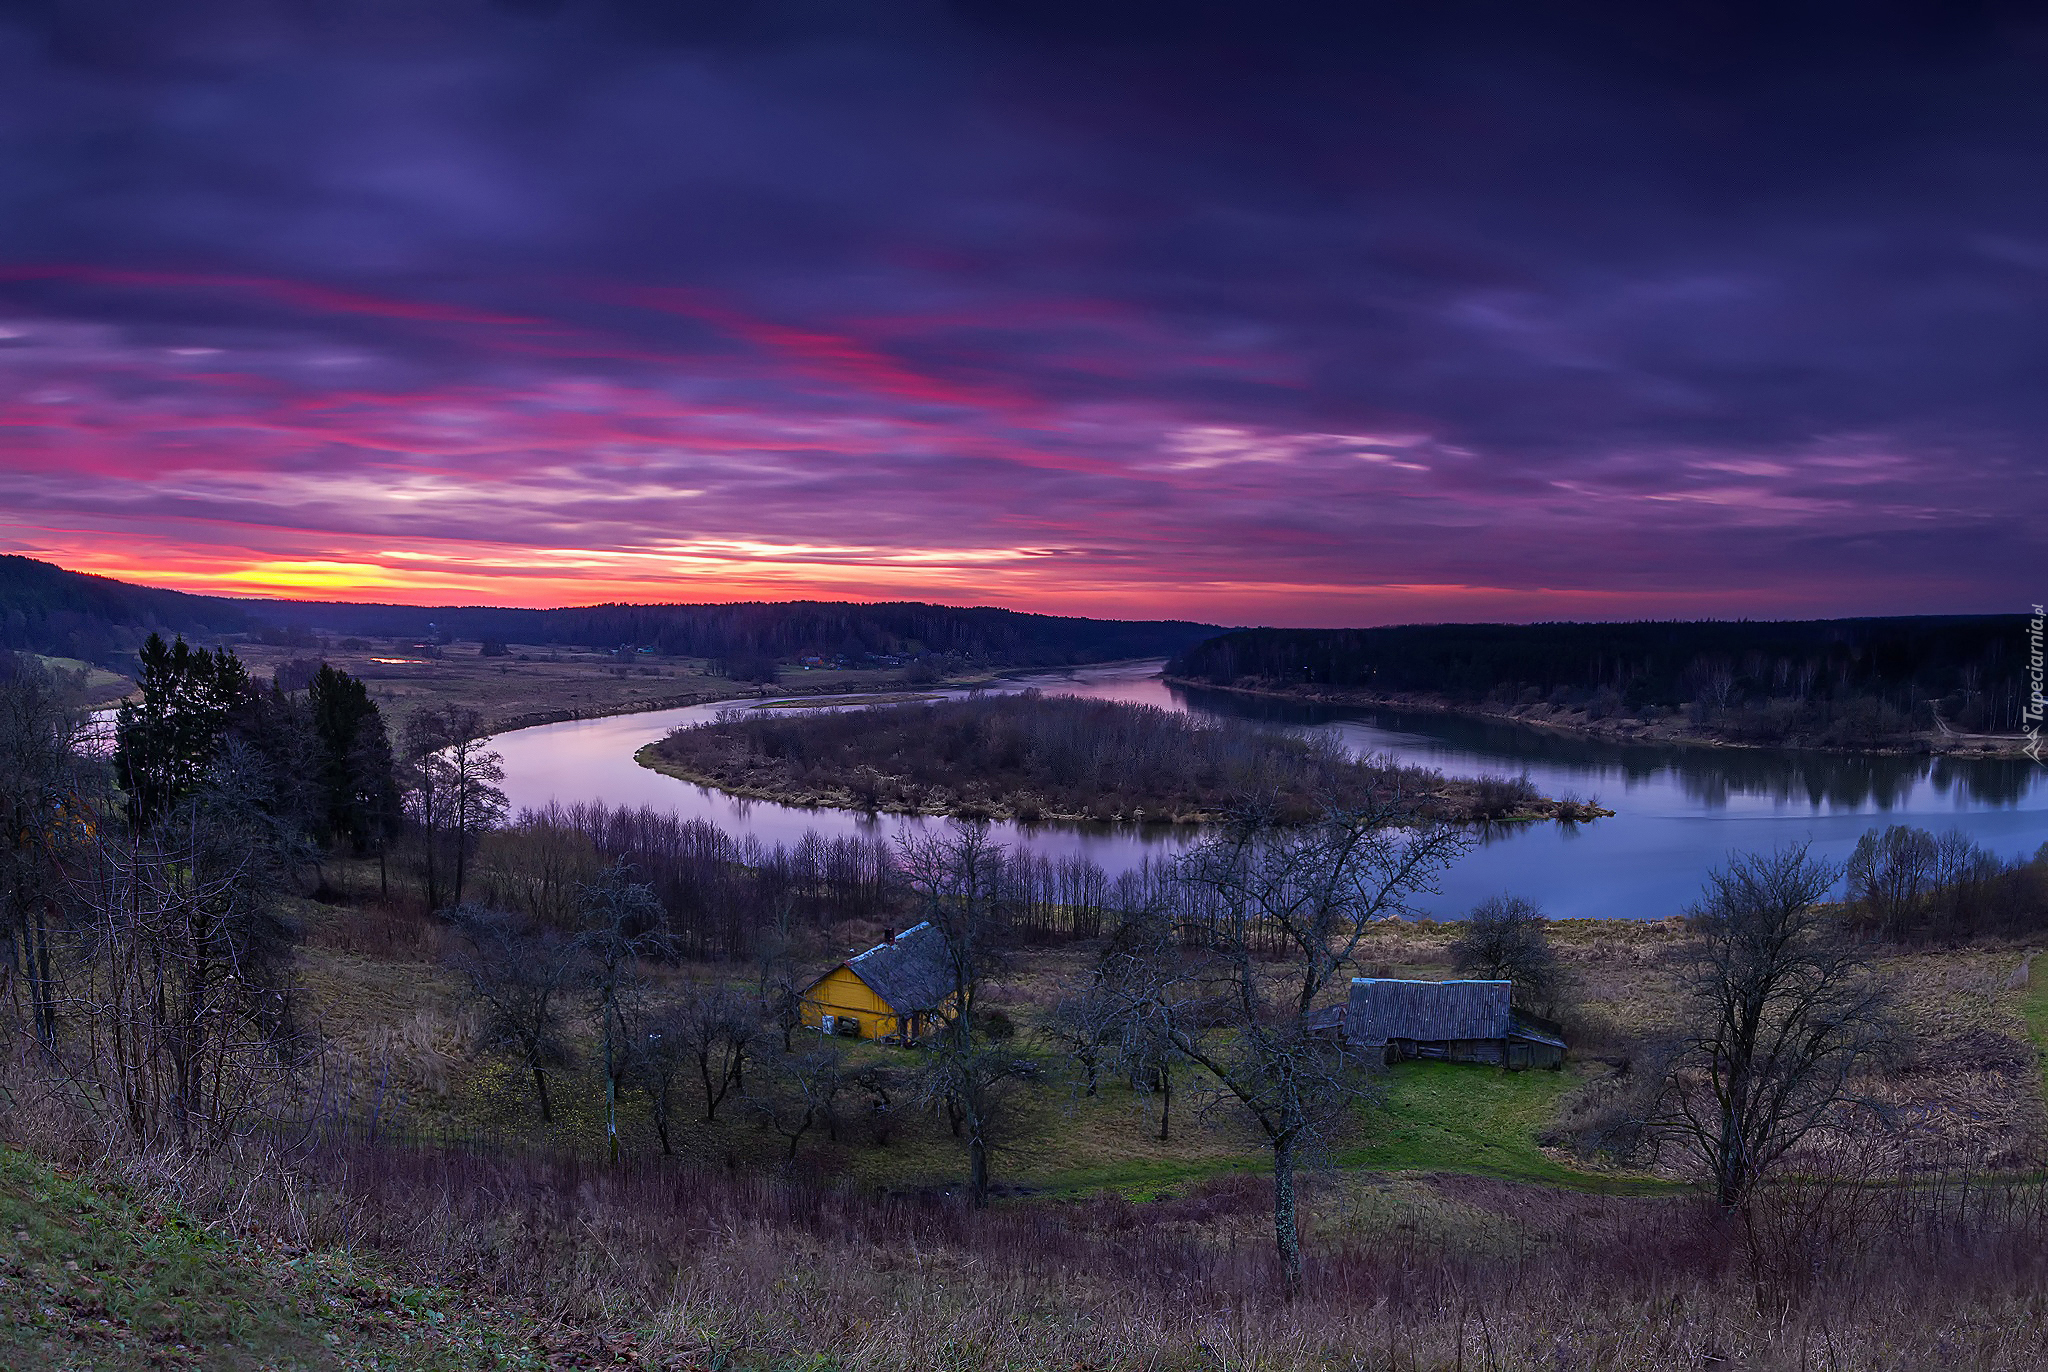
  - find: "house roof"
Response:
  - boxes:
[1345,977,1515,1044]
[825,921,956,1015]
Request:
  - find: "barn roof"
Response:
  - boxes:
[835,921,956,1014]
[1345,977,1513,1044]
[1302,1003,1347,1037]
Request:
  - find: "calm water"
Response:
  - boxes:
[491,662,2048,920]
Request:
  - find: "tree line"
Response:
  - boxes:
[1842,823,2048,941]
[252,596,1219,669]
[1170,616,2033,741]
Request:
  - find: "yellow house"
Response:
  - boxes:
[800,921,957,1043]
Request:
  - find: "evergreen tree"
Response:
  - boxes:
[307,664,399,853]
[113,633,257,827]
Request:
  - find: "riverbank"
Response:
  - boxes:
[1166,676,2039,759]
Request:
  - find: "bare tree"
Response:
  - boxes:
[401,712,451,910]
[1449,894,1563,1012]
[1845,824,1938,940]
[628,1002,692,1155]
[1653,844,1896,1209]
[1111,792,1470,1298]
[894,823,1008,1046]
[895,823,1035,1205]
[916,1042,1037,1206]
[1041,983,1122,1098]
[747,1042,847,1160]
[449,905,575,1123]
[577,861,668,1162]
[402,706,506,911]
[751,892,806,1051]
[446,716,507,909]
[0,653,91,1045]
[1119,993,1180,1143]
[670,982,760,1122]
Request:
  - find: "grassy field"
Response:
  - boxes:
[233,640,969,733]
[2022,953,2048,1099]
[28,654,135,708]
[72,637,1004,734]
[285,882,2048,1211]
[0,1147,550,1371]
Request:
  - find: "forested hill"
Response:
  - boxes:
[0,556,1218,670]
[251,598,1218,666]
[1169,617,2033,737]
[0,555,251,664]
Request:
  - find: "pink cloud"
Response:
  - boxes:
[0,265,2024,622]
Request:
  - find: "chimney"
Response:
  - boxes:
[883,927,896,946]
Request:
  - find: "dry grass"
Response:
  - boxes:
[29,1127,2048,1372]
[15,888,2048,1369]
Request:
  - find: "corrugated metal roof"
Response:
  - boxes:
[837,921,956,1015]
[1345,978,1512,1044]
[1508,1011,1567,1050]
[1302,1003,1347,1036]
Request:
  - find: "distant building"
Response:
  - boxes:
[800,921,957,1043]
[1334,977,1565,1069]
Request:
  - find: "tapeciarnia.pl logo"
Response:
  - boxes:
[2027,603,2044,764]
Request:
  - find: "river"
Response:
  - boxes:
[491,661,2048,921]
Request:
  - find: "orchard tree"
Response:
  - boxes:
[1449,894,1564,1012]
[1654,845,1896,1209]
[1110,790,1471,1298]
[450,906,576,1123]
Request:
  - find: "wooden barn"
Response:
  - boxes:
[1339,977,1565,1069]
[800,921,957,1044]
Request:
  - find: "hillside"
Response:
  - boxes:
[0,556,1221,673]
[0,1148,552,1370]
[0,556,251,666]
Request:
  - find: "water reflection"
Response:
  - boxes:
[491,661,2047,921]
[1164,681,2039,814]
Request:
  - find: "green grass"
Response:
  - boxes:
[1341,1061,1670,1193]
[2021,953,2048,1101]
[0,1147,548,1371]
[1021,1061,1674,1201]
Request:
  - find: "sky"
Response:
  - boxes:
[0,1,2041,625]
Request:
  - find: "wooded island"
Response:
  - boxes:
[639,691,1609,823]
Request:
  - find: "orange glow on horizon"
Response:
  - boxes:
[18,534,1867,626]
